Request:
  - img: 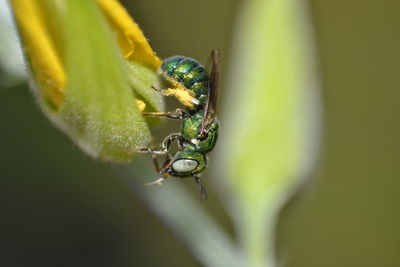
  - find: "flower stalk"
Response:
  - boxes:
[217,0,320,265]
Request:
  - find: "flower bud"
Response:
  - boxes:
[10,0,164,161]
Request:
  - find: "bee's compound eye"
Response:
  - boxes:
[172,159,199,173]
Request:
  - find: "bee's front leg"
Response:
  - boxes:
[142,108,190,120]
[136,133,184,155]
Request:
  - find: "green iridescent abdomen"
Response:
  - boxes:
[160,56,209,108]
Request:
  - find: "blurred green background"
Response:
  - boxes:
[1,0,400,266]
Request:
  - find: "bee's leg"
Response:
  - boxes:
[142,108,190,120]
[152,133,184,154]
[136,133,183,155]
[146,86,191,119]
[145,157,171,186]
[145,176,167,186]
[152,153,173,172]
[194,175,207,202]
[151,154,161,172]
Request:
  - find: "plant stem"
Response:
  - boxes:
[113,159,244,267]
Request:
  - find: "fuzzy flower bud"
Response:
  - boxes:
[10,0,164,161]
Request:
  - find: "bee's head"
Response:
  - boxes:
[161,151,206,177]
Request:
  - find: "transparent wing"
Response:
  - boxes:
[200,50,220,134]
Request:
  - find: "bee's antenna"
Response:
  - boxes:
[194,175,207,201]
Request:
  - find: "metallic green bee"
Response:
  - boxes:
[138,50,220,200]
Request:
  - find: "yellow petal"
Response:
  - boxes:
[11,0,65,108]
[96,0,162,69]
[11,0,161,110]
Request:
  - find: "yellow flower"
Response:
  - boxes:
[10,0,164,161]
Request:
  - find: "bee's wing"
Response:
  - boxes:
[201,50,220,134]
